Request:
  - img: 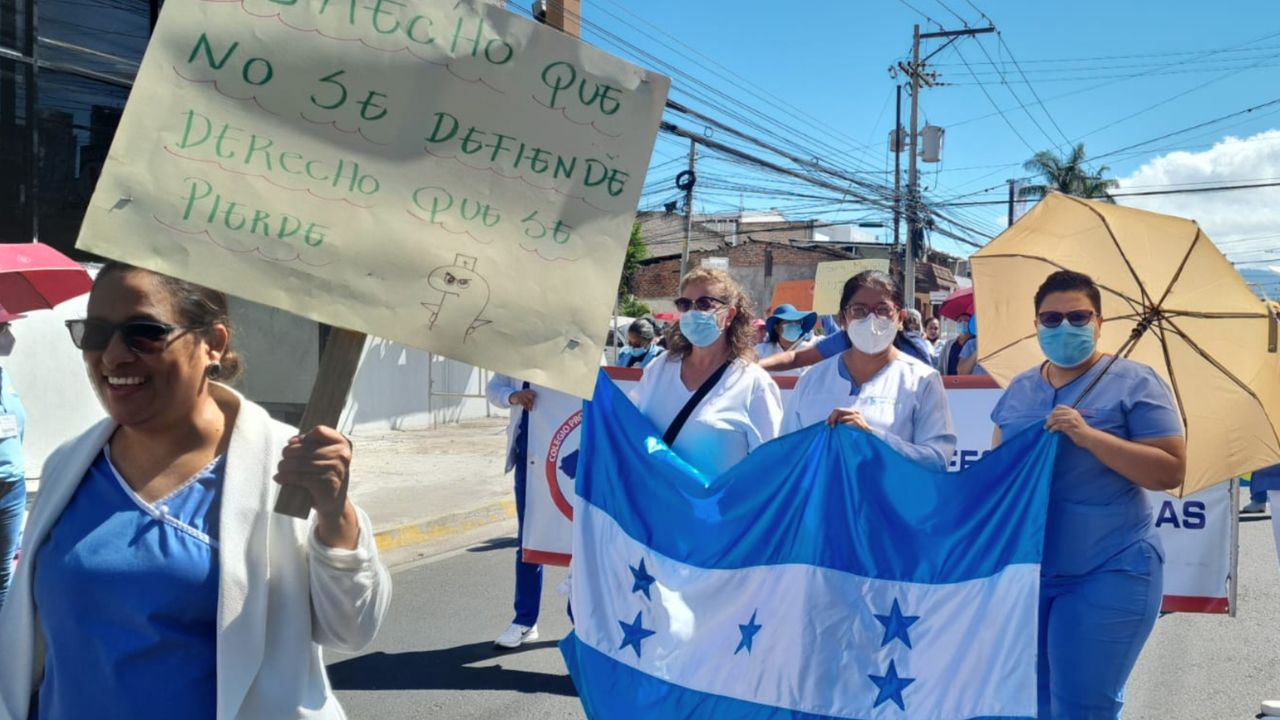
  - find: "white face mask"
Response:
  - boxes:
[847,315,897,355]
[0,327,14,357]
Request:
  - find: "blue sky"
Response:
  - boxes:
[553,0,1280,291]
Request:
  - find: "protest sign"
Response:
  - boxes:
[812,259,891,314]
[76,0,669,401]
[524,371,1234,614]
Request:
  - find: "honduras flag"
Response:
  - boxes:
[560,373,1059,719]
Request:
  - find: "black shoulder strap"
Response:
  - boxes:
[663,361,732,447]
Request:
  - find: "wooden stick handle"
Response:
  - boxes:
[273,328,368,518]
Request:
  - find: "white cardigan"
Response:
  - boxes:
[0,386,392,719]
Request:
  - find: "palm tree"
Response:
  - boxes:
[1019,144,1119,202]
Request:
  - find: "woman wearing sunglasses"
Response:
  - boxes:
[631,268,782,477]
[780,270,955,471]
[0,263,390,720]
[990,270,1185,719]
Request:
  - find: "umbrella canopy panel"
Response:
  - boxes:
[972,193,1280,495]
[0,243,93,313]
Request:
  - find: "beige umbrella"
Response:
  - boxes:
[971,192,1280,495]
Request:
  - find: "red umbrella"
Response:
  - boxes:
[937,287,975,321]
[654,312,678,322]
[0,243,92,313]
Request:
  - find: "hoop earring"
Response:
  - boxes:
[206,362,222,380]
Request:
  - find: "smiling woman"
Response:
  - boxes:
[0,263,392,720]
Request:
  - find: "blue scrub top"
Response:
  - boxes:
[34,449,224,720]
[991,357,1182,577]
[0,367,26,484]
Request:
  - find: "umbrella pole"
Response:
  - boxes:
[1070,314,1155,410]
[1228,477,1240,618]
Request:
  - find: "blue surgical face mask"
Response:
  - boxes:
[1038,323,1096,368]
[780,323,803,343]
[680,310,723,348]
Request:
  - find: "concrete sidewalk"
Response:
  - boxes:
[347,416,515,556]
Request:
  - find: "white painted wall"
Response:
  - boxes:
[229,297,319,406]
[339,336,494,435]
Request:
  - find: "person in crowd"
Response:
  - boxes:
[900,308,936,367]
[937,312,972,375]
[956,314,989,376]
[756,294,932,374]
[0,263,391,720]
[780,271,955,471]
[614,318,665,369]
[752,318,767,345]
[0,310,26,610]
[755,304,818,376]
[632,268,783,477]
[485,373,545,648]
[990,270,1185,719]
[924,316,944,358]
[1243,463,1277,513]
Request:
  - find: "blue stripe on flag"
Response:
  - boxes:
[560,632,1034,720]
[577,370,1059,585]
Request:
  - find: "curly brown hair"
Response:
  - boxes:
[664,268,758,361]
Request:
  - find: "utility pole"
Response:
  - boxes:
[679,138,696,281]
[905,24,923,311]
[544,0,581,36]
[900,22,994,311]
[893,84,902,258]
[1007,178,1017,227]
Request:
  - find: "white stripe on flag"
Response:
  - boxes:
[572,502,1039,719]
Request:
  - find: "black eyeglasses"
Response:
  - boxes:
[845,304,897,320]
[1037,310,1096,328]
[66,319,198,354]
[674,296,727,313]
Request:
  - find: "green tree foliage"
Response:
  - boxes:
[1019,144,1119,202]
[618,222,651,317]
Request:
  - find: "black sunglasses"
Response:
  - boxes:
[66,319,199,354]
[673,295,727,313]
[1037,310,1096,328]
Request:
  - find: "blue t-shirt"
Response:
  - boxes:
[0,367,26,484]
[34,449,224,720]
[958,338,988,376]
[991,357,1182,577]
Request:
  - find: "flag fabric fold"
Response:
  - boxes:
[561,371,1060,719]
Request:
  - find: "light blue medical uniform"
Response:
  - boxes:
[33,448,224,720]
[0,366,27,610]
[991,357,1182,719]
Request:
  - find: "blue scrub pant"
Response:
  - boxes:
[512,426,543,628]
[1038,541,1163,719]
[0,479,25,610]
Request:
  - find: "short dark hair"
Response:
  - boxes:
[1034,270,1102,315]
[97,262,244,382]
[838,270,900,317]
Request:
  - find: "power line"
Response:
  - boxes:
[1092,95,1280,161]
[935,180,1280,207]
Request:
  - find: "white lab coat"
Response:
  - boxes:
[0,384,391,720]
[486,372,526,474]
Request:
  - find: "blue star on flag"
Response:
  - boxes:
[869,659,915,711]
[735,610,762,655]
[618,611,656,658]
[874,598,920,649]
[630,558,656,600]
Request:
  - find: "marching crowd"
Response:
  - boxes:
[489,265,1189,719]
[0,260,1265,720]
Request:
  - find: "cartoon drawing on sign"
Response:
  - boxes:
[421,253,490,342]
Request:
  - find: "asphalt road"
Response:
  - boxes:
[330,513,1280,720]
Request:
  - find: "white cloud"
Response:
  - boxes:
[1115,130,1280,260]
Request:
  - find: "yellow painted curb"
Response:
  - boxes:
[373,498,517,554]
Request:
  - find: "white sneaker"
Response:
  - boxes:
[494,623,538,649]
[1243,500,1268,513]
[1261,699,1280,717]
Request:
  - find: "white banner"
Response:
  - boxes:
[522,371,1232,614]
